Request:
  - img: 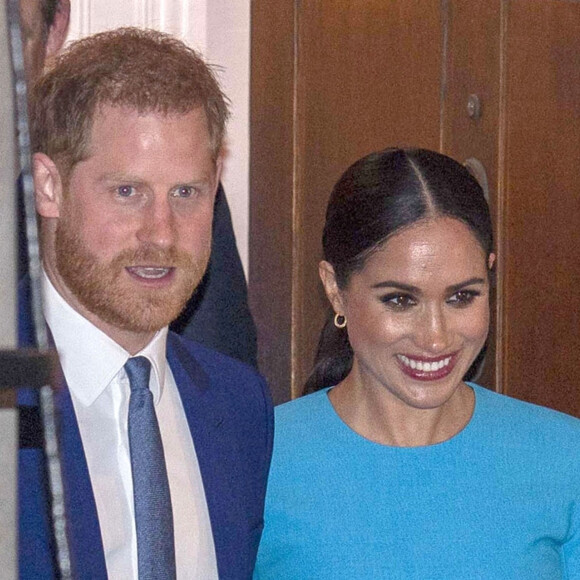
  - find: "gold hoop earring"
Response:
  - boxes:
[334,313,347,329]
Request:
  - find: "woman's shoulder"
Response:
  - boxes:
[273,388,335,436]
[275,387,332,418]
[471,382,580,446]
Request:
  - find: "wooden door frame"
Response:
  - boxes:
[249,0,297,403]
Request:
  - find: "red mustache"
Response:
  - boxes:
[111,246,195,269]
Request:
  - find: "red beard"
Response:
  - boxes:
[55,215,208,333]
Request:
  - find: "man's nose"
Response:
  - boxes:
[137,197,176,248]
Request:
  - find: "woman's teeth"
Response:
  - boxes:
[398,354,452,372]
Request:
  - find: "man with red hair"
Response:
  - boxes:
[17,14,271,580]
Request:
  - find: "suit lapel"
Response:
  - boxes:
[166,334,236,577]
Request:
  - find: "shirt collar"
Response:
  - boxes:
[42,271,168,406]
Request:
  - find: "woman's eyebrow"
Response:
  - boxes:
[371,277,486,294]
[447,277,486,293]
[371,281,420,293]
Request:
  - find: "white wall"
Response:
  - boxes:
[0,1,17,350]
[68,0,251,273]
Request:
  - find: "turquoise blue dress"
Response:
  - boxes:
[254,384,580,579]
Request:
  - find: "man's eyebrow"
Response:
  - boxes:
[371,277,486,294]
[98,173,211,186]
[99,173,144,183]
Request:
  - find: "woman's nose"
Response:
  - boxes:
[414,305,450,354]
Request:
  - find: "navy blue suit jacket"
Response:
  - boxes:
[18,313,273,578]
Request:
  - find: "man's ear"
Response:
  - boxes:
[33,153,63,218]
[45,0,70,58]
[318,260,346,316]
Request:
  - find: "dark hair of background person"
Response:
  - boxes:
[303,147,494,395]
[41,0,60,34]
[30,27,230,184]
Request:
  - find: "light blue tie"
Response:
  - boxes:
[126,356,176,579]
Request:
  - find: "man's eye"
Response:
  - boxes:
[447,290,480,307]
[117,185,135,197]
[381,293,416,311]
[172,186,196,198]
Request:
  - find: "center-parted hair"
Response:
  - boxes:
[304,147,494,394]
[31,27,230,177]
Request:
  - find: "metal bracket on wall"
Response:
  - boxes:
[464,157,490,203]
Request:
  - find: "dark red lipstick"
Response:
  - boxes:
[396,352,458,381]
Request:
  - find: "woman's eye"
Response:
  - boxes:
[117,185,135,197]
[381,294,416,310]
[447,290,480,307]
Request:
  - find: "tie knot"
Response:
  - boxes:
[125,356,152,392]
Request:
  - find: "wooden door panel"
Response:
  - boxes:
[249,1,297,403]
[501,0,580,415]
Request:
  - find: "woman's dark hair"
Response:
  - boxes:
[303,147,494,395]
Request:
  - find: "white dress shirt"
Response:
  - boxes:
[42,273,218,579]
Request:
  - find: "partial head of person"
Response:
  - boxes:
[19,0,70,83]
[305,148,496,406]
[30,27,229,354]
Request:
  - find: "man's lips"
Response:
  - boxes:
[126,266,174,280]
[396,352,458,381]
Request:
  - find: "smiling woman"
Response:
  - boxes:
[319,216,492,444]
[254,148,580,580]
